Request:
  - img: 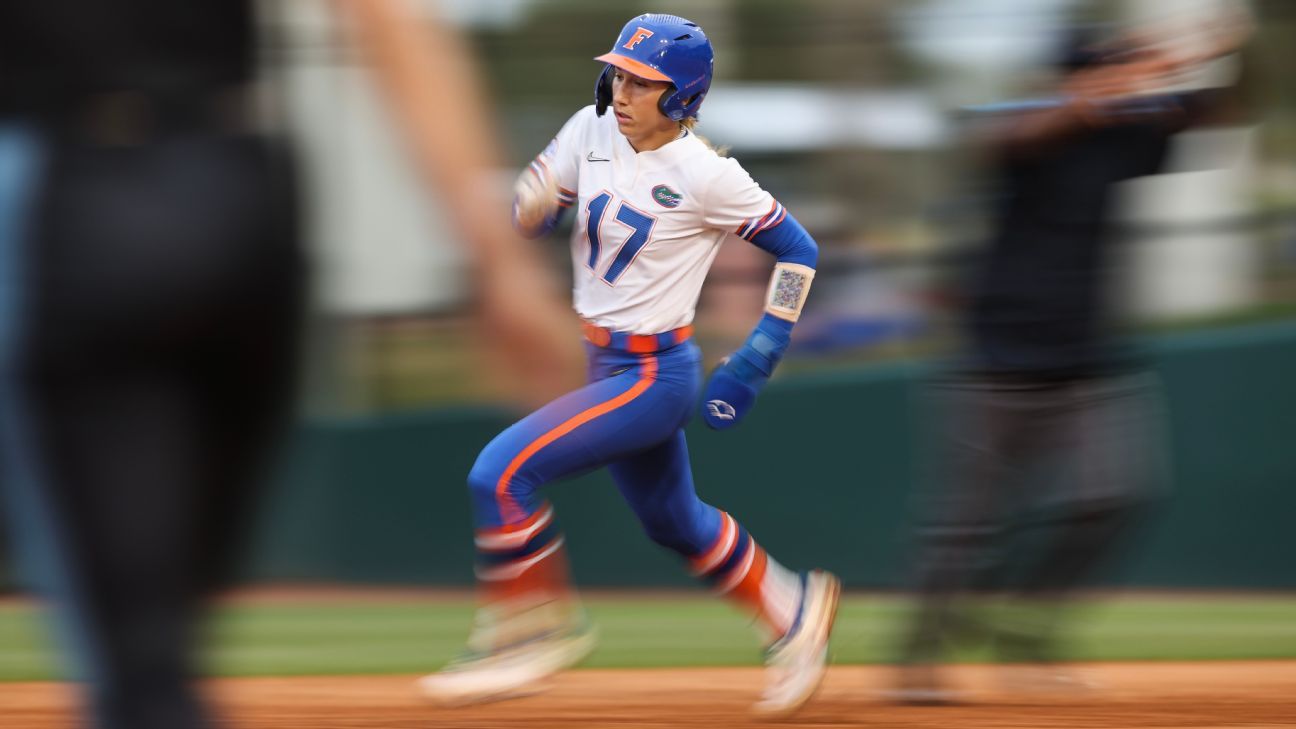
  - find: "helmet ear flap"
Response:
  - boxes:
[657,86,684,122]
[595,65,614,116]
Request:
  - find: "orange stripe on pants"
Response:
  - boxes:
[495,356,659,523]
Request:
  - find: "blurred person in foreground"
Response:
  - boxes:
[0,1,577,728]
[891,12,1252,704]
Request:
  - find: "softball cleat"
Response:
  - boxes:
[417,602,596,707]
[752,569,841,717]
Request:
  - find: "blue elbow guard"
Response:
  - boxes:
[701,314,793,430]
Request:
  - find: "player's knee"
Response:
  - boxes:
[466,456,495,506]
[635,502,714,556]
[466,457,499,498]
[639,517,695,555]
[466,443,543,525]
[465,454,514,519]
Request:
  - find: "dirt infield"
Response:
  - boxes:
[3,661,1293,728]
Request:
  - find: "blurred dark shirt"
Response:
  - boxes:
[0,0,253,116]
[962,96,1199,380]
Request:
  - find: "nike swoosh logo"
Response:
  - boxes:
[587,152,610,162]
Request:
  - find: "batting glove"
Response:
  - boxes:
[512,162,560,238]
[701,314,793,430]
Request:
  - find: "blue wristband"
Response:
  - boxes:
[737,313,794,376]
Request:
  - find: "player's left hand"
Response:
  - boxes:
[700,314,792,430]
[701,351,768,429]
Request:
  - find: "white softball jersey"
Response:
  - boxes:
[536,105,786,335]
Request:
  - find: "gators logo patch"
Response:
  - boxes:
[652,184,683,209]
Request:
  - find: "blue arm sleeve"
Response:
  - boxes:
[700,213,817,430]
[748,212,818,267]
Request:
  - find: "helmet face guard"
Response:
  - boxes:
[593,14,714,122]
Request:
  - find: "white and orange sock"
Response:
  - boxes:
[474,502,574,609]
[691,511,804,643]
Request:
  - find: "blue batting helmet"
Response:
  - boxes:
[593,14,714,122]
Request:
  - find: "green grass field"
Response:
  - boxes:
[1,594,1294,682]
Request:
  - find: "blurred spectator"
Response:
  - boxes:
[0,1,578,728]
[891,14,1251,703]
[0,3,300,728]
[333,0,582,406]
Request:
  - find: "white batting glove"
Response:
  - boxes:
[512,163,559,234]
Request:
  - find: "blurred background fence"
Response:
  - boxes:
[245,318,1296,588]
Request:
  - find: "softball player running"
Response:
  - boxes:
[419,14,838,716]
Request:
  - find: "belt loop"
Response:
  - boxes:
[582,321,612,347]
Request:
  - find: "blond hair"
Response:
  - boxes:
[681,117,728,156]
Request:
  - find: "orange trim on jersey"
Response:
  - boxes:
[735,200,776,237]
[753,200,781,230]
[593,52,672,82]
[495,355,660,523]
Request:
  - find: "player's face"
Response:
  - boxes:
[610,68,680,153]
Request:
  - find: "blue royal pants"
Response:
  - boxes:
[468,339,723,558]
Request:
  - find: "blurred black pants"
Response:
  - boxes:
[0,125,303,729]
[900,372,1167,664]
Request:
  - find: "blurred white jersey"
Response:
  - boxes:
[538,106,784,334]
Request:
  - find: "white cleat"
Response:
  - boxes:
[418,603,597,707]
[752,569,841,718]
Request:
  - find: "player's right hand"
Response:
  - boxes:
[512,163,559,236]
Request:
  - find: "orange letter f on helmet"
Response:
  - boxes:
[623,27,654,50]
